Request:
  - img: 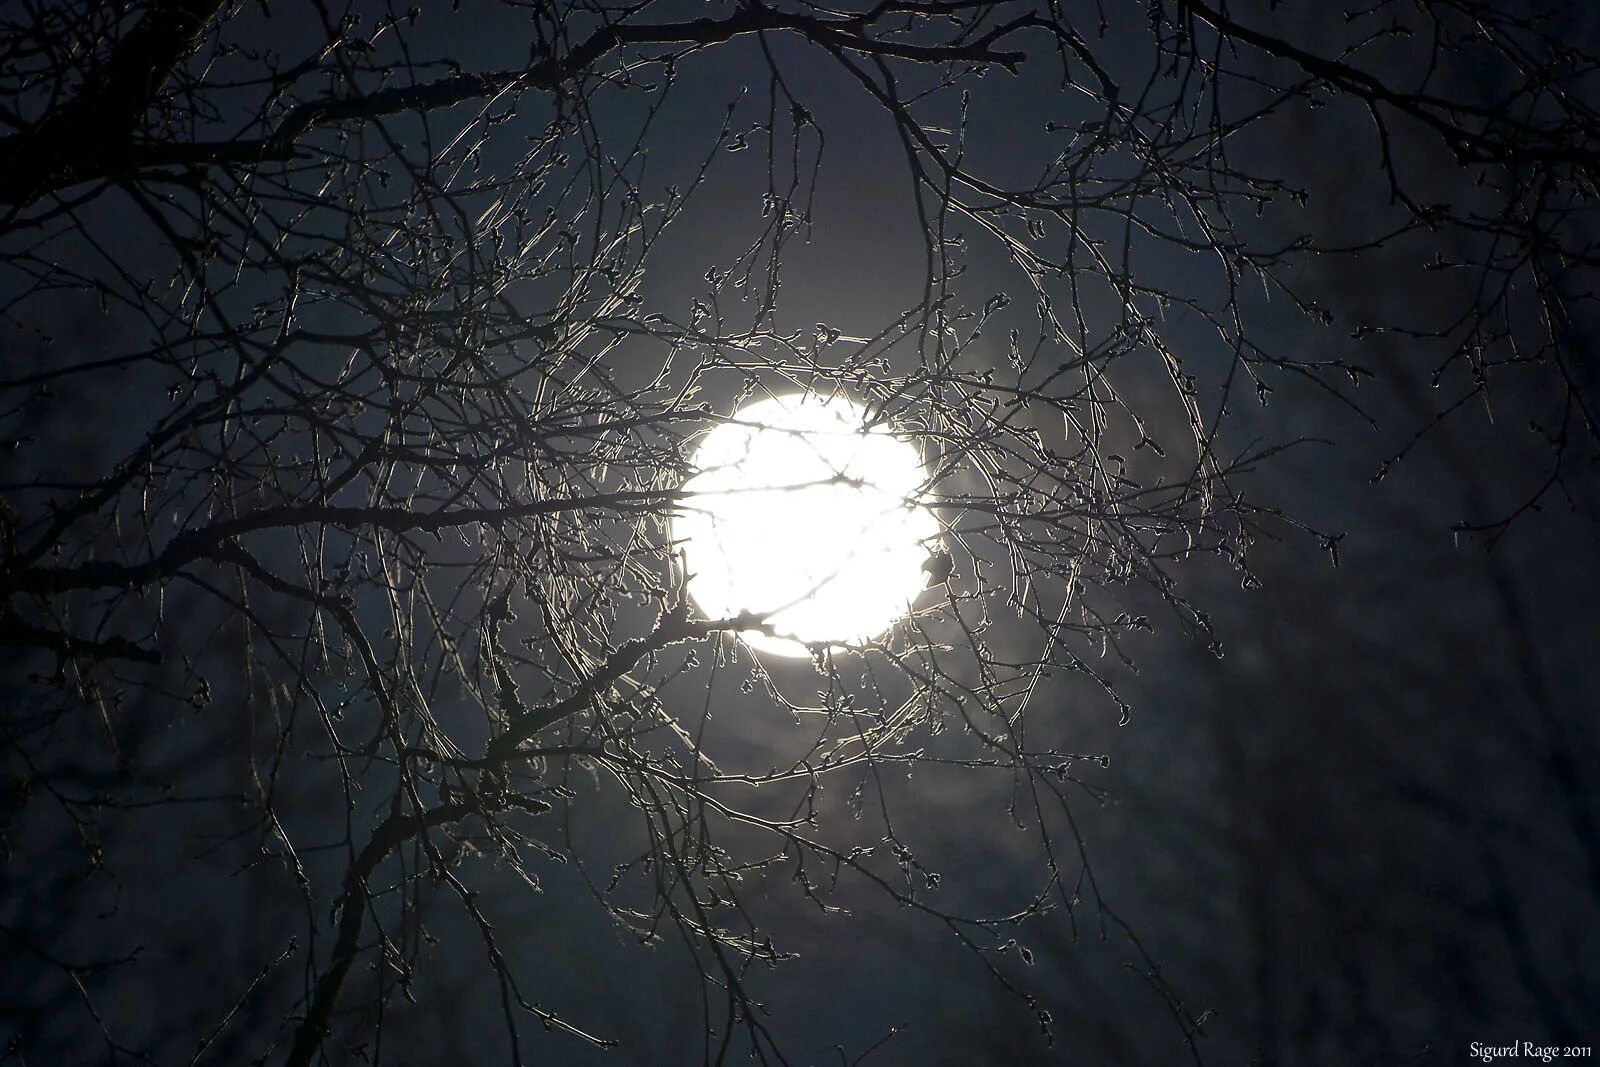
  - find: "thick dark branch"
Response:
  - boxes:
[282,799,476,1067]
[0,0,225,204]
[0,2,1028,205]
[282,600,766,1067]
[1182,0,1600,178]
[484,602,769,761]
[0,610,161,665]
[3,490,683,598]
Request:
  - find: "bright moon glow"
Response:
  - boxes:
[675,393,940,657]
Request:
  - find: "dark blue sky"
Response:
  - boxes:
[3,3,1598,1065]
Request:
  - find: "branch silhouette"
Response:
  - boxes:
[2,1,1595,1063]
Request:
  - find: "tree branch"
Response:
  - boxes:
[0,2,1028,205]
[0,0,226,204]
[3,490,684,598]
[0,610,161,665]
[282,799,477,1067]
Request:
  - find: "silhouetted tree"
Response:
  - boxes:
[2,2,1596,1064]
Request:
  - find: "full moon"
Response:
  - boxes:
[675,392,941,657]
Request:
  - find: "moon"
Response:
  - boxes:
[675,392,941,657]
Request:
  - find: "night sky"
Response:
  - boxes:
[3,3,1598,1065]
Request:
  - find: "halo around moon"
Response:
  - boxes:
[674,392,941,657]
